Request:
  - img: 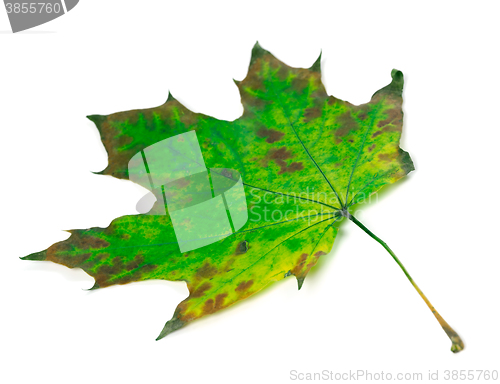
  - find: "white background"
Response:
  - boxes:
[1,1,499,383]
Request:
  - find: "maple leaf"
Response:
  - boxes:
[22,43,463,352]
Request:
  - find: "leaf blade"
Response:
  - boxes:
[23,43,414,339]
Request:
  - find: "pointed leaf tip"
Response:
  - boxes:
[86,281,100,291]
[166,91,176,103]
[297,276,305,290]
[21,250,47,261]
[310,51,322,73]
[156,316,186,340]
[250,41,268,65]
[86,114,105,125]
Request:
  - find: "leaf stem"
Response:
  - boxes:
[347,212,464,353]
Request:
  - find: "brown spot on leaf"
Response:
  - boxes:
[97,261,122,276]
[285,162,304,174]
[126,254,145,271]
[196,262,218,279]
[291,253,309,276]
[235,280,254,293]
[178,302,197,322]
[263,147,304,174]
[368,144,376,152]
[304,107,322,123]
[271,147,293,161]
[335,112,359,137]
[373,124,402,139]
[202,293,228,315]
[215,293,227,309]
[243,95,267,110]
[378,153,396,162]
[202,299,214,314]
[191,282,212,298]
[235,241,249,255]
[256,128,284,144]
[377,108,402,129]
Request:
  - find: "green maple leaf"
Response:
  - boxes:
[22,43,463,352]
